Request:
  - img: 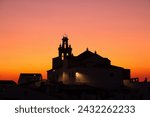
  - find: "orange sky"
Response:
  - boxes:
[0,0,150,82]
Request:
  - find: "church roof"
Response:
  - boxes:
[77,49,108,61]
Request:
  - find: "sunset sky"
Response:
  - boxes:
[0,0,150,82]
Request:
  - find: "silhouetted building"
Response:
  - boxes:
[0,80,17,91]
[18,73,42,85]
[47,36,130,89]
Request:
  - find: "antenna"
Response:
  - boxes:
[63,33,68,38]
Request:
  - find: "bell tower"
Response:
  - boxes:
[58,35,72,60]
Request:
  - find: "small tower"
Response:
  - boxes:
[58,35,72,60]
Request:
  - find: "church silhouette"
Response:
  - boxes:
[47,36,130,89]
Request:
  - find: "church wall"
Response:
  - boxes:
[56,67,125,89]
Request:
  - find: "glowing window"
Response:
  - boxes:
[62,54,64,60]
[75,72,80,78]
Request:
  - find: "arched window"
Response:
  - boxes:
[62,53,64,60]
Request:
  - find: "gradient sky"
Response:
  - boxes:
[0,0,150,82]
